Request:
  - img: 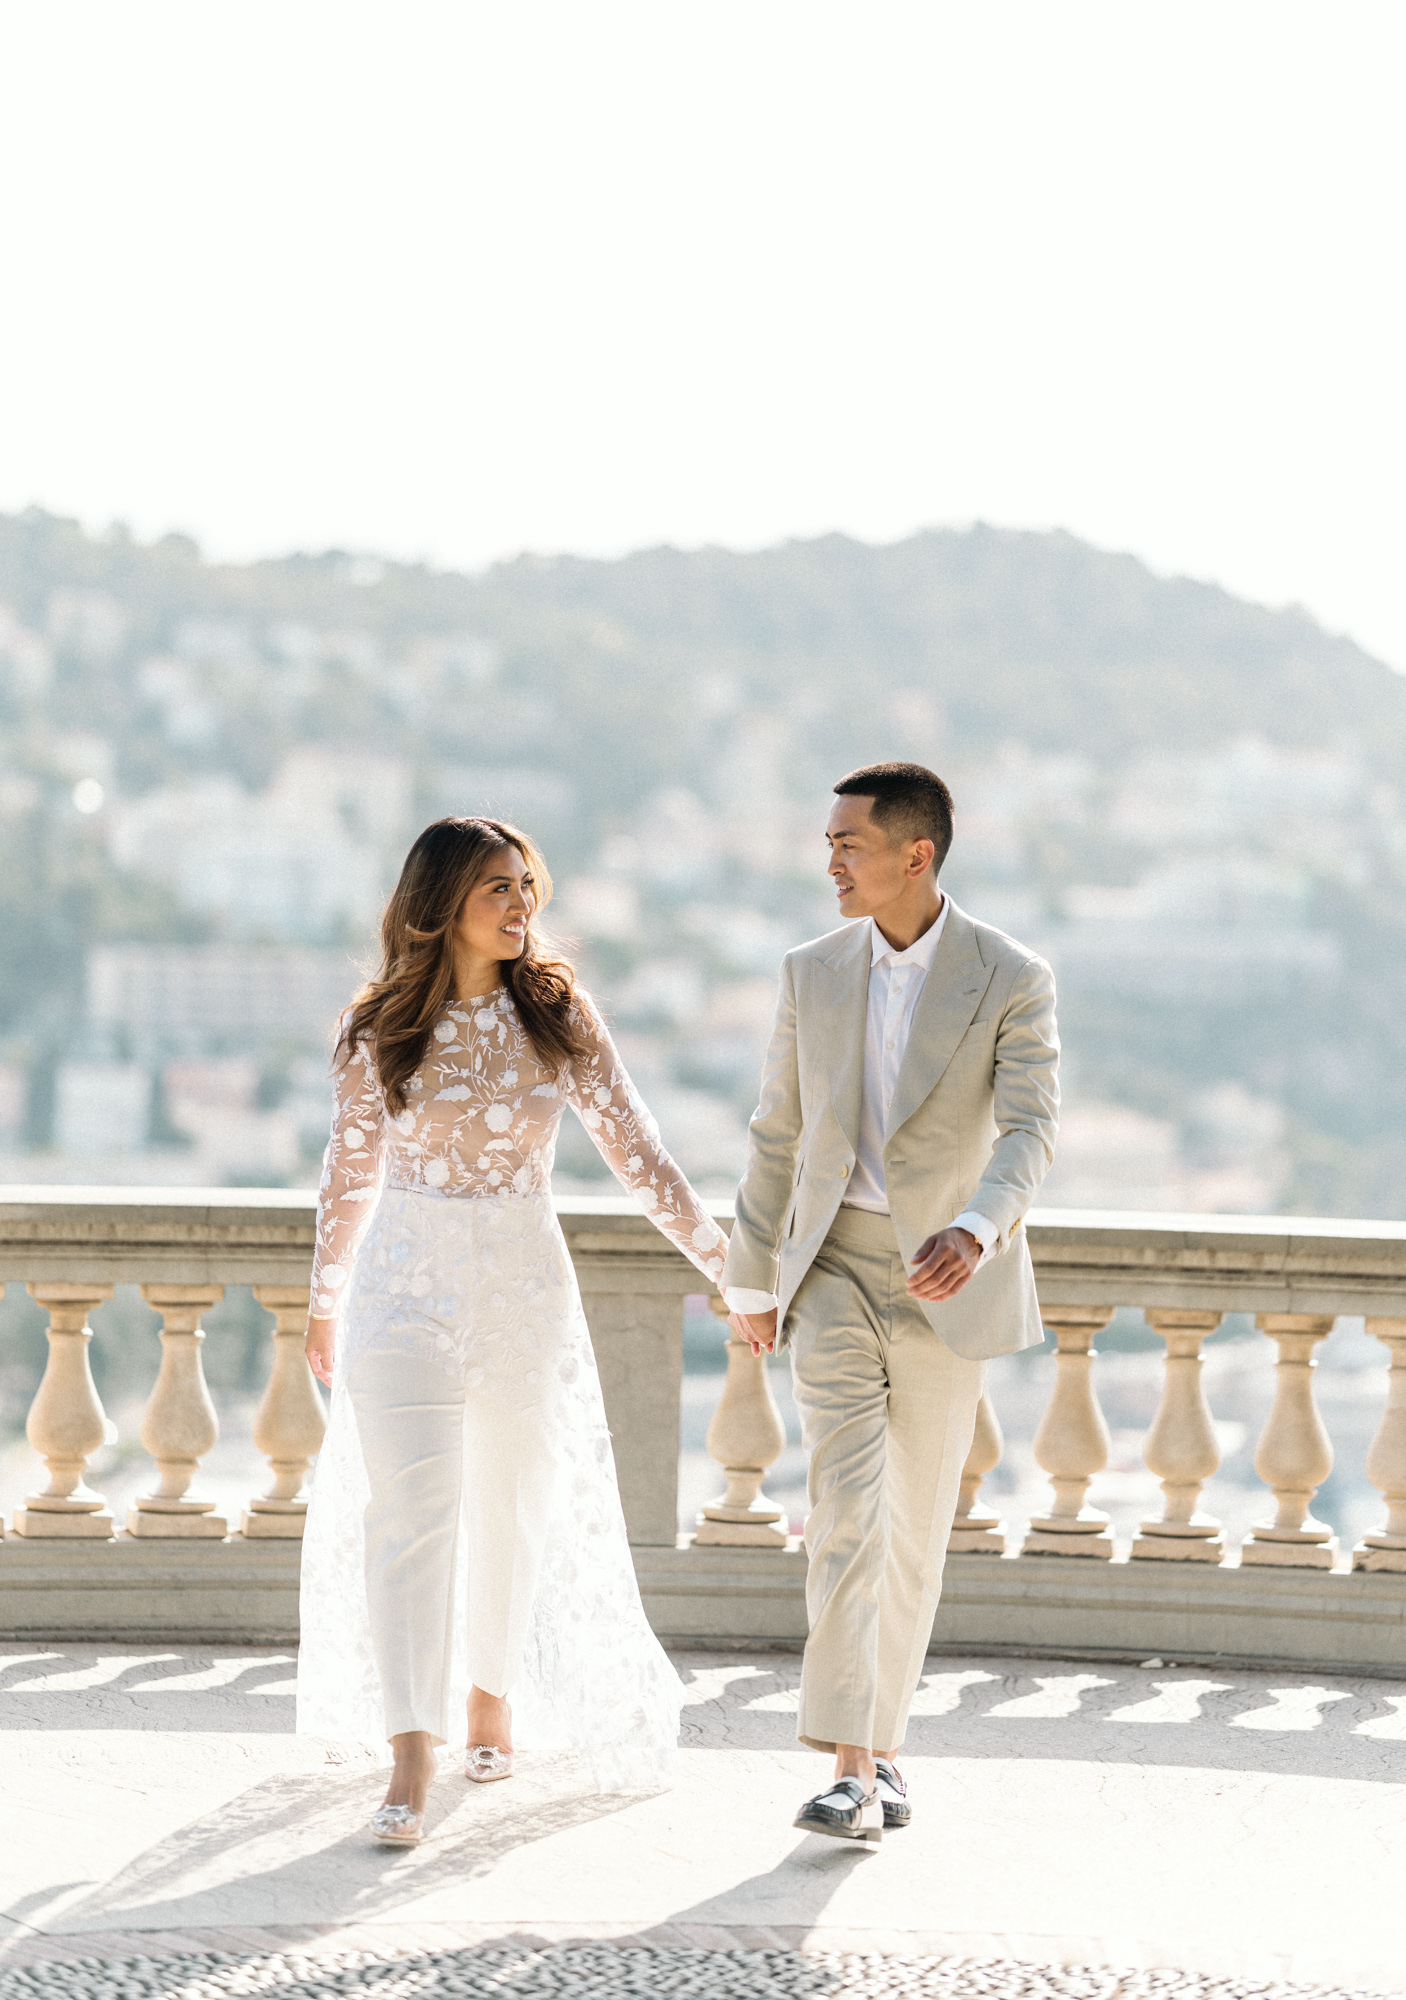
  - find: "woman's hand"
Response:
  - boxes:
[728,1308,777,1356]
[305,1314,338,1387]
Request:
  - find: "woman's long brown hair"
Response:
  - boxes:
[338,816,590,1112]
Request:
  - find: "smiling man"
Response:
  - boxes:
[723,760,1060,1845]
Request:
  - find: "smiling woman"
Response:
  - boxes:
[297,815,729,1843]
[332,818,592,1118]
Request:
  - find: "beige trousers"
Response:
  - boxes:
[347,1347,561,1743]
[788,1204,985,1755]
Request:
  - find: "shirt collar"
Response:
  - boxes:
[868,894,949,974]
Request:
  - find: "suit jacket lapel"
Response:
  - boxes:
[885,902,995,1138]
[819,920,871,1152]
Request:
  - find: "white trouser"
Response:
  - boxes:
[347,1347,561,1742]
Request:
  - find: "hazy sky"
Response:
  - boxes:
[1,3,1402,665]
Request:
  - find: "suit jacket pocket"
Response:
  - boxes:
[946,1017,999,1063]
[784,1154,808,1240]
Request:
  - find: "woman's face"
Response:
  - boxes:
[455,843,537,967]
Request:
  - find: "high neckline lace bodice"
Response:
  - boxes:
[311,986,728,1315]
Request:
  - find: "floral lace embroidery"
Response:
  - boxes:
[299,985,726,1788]
[310,987,728,1314]
[298,1187,685,1789]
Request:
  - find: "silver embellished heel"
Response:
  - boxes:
[369,1803,424,1845]
[466,1744,514,1783]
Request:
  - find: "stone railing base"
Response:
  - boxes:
[3,1538,1404,1673]
[0,1534,301,1643]
[930,1549,1406,1676]
[635,1545,1406,1677]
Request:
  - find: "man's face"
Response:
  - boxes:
[825,794,928,919]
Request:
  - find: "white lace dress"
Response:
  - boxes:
[296,986,729,1790]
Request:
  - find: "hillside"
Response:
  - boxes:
[2,507,1404,1216]
[3,513,1401,799]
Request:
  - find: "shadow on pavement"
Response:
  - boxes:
[0,1649,298,1733]
[674,1654,1406,1785]
[649,1829,876,1939]
[45,1757,640,1934]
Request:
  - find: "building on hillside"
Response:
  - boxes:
[52,1061,151,1155]
[162,1057,302,1182]
[1038,922,1340,1006]
[0,1065,25,1150]
[104,747,412,941]
[87,945,361,1057]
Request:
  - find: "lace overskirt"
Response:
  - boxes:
[296,1185,684,1791]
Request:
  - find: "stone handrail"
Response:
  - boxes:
[1,1191,1403,1587]
[700,1207,1406,1575]
[0,1187,709,1550]
[1028,1209,1406,1315]
[8,1189,1406,1299]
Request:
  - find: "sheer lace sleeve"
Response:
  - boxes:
[310,1023,388,1319]
[564,998,728,1287]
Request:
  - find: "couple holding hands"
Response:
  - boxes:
[298,759,1060,1847]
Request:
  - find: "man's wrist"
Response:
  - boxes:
[723,1285,780,1315]
[950,1209,997,1269]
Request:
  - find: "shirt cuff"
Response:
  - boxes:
[952,1210,998,1269]
[723,1286,780,1315]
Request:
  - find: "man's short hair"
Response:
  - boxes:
[833,761,954,873]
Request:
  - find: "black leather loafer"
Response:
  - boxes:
[874,1757,911,1829]
[792,1778,883,1843]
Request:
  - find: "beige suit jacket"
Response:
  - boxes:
[722,900,1060,1361]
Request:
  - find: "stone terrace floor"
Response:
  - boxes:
[1,1648,1403,1999]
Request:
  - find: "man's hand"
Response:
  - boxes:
[305,1314,337,1387]
[728,1308,778,1355]
[906,1226,980,1303]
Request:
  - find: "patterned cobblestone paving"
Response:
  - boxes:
[5,1650,1403,1994]
[0,1943,1396,2000]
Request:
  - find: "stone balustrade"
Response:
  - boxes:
[1,1191,1405,1667]
[0,1188,707,1558]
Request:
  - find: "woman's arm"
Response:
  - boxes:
[305,1026,387,1385]
[563,998,729,1287]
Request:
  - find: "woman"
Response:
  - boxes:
[297,816,729,1844]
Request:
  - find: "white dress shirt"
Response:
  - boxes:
[725,900,997,1315]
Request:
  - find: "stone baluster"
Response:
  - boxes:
[694,1296,788,1547]
[1240,1314,1337,1568]
[948,1390,1007,1553]
[242,1285,326,1537]
[1132,1309,1226,1562]
[12,1283,116,1538]
[1021,1306,1116,1557]
[127,1284,228,1538]
[1352,1317,1406,1573]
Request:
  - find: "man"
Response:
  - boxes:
[723,760,1059,1845]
